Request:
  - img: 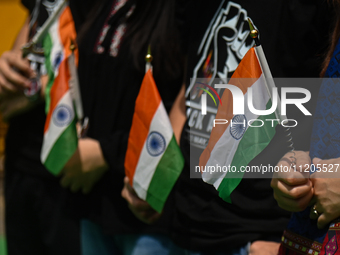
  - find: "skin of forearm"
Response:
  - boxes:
[12,17,30,51]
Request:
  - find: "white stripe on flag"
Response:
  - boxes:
[254,46,286,121]
[49,21,64,78]
[133,103,173,200]
[202,73,270,188]
[41,91,74,162]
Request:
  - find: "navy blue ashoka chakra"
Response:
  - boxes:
[230,115,247,140]
[146,131,166,157]
[52,104,73,127]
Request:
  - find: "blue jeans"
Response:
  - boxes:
[167,242,250,255]
[81,219,250,255]
[81,219,175,255]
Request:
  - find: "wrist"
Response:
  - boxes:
[79,138,109,172]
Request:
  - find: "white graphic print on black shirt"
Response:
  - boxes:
[186,1,254,150]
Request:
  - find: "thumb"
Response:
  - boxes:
[124,176,137,196]
[124,176,130,185]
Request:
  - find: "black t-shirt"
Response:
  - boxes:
[171,0,333,252]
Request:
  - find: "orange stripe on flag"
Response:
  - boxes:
[59,7,78,65]
[125,70,162,185]
[230,48,262,81]
[44,60,70,133]
[199,47,262,168]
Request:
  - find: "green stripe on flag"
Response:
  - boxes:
[43,33,55,114]
[0,235,7,255]
[146,135,184,213]
[44,119,78,176]
[217,101,277,203]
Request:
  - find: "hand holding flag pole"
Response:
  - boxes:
[122,47,162,222]
[199,19,296,203]
[124,46,184,213]
[21,0,68,58]
[20,0,68,100]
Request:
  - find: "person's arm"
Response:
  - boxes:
[60,127,127,194]
[60,138,109,194]
[272,153,340,229]
[249,241,280,255]
[0,17,32,93]
[310,157,340,229]
[0,17,38,120]
[169,84,186,144]
[12,16,30,51]
[270,150,313,212]
[121,176,161,224]
[261,151,314,255]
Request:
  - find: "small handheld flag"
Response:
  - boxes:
[40,4,79,175]
[125,54,184,212]
[199,21,281,203]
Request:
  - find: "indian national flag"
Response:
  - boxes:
[41,4,78,175]
[125,70,184,213]
[199,46,279,203]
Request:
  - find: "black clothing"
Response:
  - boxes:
[6,0,90,179]
[171,0,333,252]
[4,1,91,254]
[5,170,80,255]
[76,0,182,235]
[6,3,182,254]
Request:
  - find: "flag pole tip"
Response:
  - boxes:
[145,53,153,63]
[145,45,153,63]
[247,18,261,46]
[250,29,259,39]
[247,18,258,39]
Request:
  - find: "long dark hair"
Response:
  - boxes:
[321,0,340,76]
[77,0,183,80]
[124,0,182,79]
